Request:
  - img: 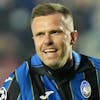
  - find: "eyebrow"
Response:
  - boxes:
[49,29,64,33]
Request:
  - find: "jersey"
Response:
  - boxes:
[1,51,100,100]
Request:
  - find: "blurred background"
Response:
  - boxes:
[0,0,100,86]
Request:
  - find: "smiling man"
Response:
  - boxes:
[31,12,76,69]
[1,3,100,100]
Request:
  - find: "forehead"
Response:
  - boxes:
[31,13,65,27]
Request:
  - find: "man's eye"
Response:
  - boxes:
[36,32,44,37]
[52,30,58,34]
[50,30,63,34]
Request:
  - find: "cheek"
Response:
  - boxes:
[62,36,71,50]
[55,37,67,53]
[63,34,71,44]
[34,39,41,50]
[62,41,67,52]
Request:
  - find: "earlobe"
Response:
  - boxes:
[70,30,78,45]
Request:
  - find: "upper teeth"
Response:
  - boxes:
[44,49,56,52]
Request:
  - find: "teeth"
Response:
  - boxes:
[44,49,56,53]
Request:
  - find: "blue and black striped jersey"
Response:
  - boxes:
[1,51,100,100]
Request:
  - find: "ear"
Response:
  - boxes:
[70,30,78,45]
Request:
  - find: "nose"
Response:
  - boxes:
[43,34,53,46]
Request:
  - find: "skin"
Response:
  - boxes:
[31,13,78,69]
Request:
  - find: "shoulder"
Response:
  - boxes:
[31,54,42,66]
[75,50,100,70]
[2,53,41,89]
[2,61,28,89]
[89,56,100,70]
[15,53,41,72]
[73,51,100,70]
[0,54,41,99]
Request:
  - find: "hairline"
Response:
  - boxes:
[31,3,74,32]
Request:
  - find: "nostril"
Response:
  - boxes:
[45,41,53,46]
[48,41,53,45]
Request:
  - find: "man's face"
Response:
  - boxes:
[31,13,76,69]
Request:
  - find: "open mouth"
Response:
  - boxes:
[43,49,57,53]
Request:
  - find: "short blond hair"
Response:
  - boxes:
[31,3,74,32]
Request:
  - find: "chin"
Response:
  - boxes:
[45,62,59,68]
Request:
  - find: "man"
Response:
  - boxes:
[0,3,100,100]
